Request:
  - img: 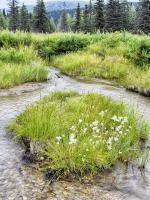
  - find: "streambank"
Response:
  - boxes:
[0,67,149,200]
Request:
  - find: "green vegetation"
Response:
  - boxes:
[51,32,150,93]
[0,44,47,89]
[0,31,149,93]
[9,91,148,175]
[0,62,47,89]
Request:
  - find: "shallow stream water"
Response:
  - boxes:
[0,68,150,200]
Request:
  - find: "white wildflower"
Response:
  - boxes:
[107,137,113,145]
[70,126,76,131]
[83,128,88,133]
[99,111,105,116]
[92,120,99,126]
[107,145,112,150]
[56,136,62,142]
[111,115,117,121]
[79,119,83,123]
[123,117,128,123]
[114,137,118,142]
[69,134,77,144]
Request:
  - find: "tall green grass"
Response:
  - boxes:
[0,46,38,64]
[0,31,149,91]
[9,91,148,175]
[51,32,150,91]
[0,62,47,89]
[0,44,48,89]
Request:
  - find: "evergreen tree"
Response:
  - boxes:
[60,2,69,32]
[74,3,81,32]
[88,0,94,33]
[128,3,137,32]
[29,12,33,31]
[49,18,56,33]
[83,4,90,33]
[139,0,150,33]
[8,0,20,31]
[20,4,30,32]
[120,0,129,30]
[3,9,7,18]
[95,0,105,32]
[105,0,122,31]
[0,11,7,30]
[33,0,50,33]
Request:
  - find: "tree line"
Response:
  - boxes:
[0,0,149,34]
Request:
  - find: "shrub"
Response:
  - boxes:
[37,35,90,60]
[124,40,150,69]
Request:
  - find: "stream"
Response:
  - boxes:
[0,68,150,200]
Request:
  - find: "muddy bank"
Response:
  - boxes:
[127,86,150,97]
[0,82,46,97]
[64,74,150,97]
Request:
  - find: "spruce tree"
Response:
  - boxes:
[120,0,129,30]
[20,4,30,32]
[8,0,20,31]
[60,2,69,32]
[105,0,122,32]
[33,0,50,33]
[83,4,90,33]
[88,0,94,32]
[94,0,105,32]
[3,9,7,18]
[0,11,7,30]
[74,3,81,32]
[139,0,150,33]
[49,18,56,33]
[128,3,137,32]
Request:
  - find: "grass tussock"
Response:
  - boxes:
[0,44,48,89]
[9,91,148,175]
[0,61,47,89]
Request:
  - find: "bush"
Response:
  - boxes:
[37,35,90,60]
[124,40,150,69]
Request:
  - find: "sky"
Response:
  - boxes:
[0,0,138,9]
[0,0,53,8]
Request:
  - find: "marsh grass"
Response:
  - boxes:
[0,31,149,91]
[0,46,38,64]
[51,32,150,90]
[0,62,48,89]
[9,91,148,175]
[0,45,48,89]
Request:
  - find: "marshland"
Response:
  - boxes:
[0,0,150,199]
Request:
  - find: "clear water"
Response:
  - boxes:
[0,68,149,200]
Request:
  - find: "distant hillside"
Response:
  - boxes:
[47,1,139,21]
[27,1,88,12]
